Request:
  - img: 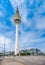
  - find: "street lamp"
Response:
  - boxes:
[4,37,6,58]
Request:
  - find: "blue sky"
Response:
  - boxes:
[0,0,45,52]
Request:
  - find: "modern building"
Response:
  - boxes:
[20,48,42,55]
[29,48,42,55]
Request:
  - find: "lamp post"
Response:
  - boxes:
[4,37,6,58]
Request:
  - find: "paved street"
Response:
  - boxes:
[0,58,24,65]
[0,56,45,65]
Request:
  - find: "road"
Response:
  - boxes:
[0,56,45,65]
[0,58,24,65]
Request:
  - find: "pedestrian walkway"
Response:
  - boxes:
[0,56,45,65]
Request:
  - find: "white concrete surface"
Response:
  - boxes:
[15,24,19,55]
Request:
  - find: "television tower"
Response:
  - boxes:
[14,7,21,55]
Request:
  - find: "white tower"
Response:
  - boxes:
[14,7,21,55]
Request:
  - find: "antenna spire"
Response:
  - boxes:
[16,6,19,13]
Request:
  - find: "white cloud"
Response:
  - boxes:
[9,0,28,22]
[0,4,7,17]
[0,35,5,44]
[20,33,45,44]
[9,0,16,11]
[37,1,45,14]
[9,0,25,12]
[19,28,45,49]
[29,0,34,5]
[33,0,45,30]
[0,0,45,52]
[0,11,3,16]
[0,22,12,30]
[0,35,13,49]
[9,0,24,8]
[35,17,45,30]
[15,0,24,5]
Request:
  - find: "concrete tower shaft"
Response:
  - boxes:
[14,7,21,55]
